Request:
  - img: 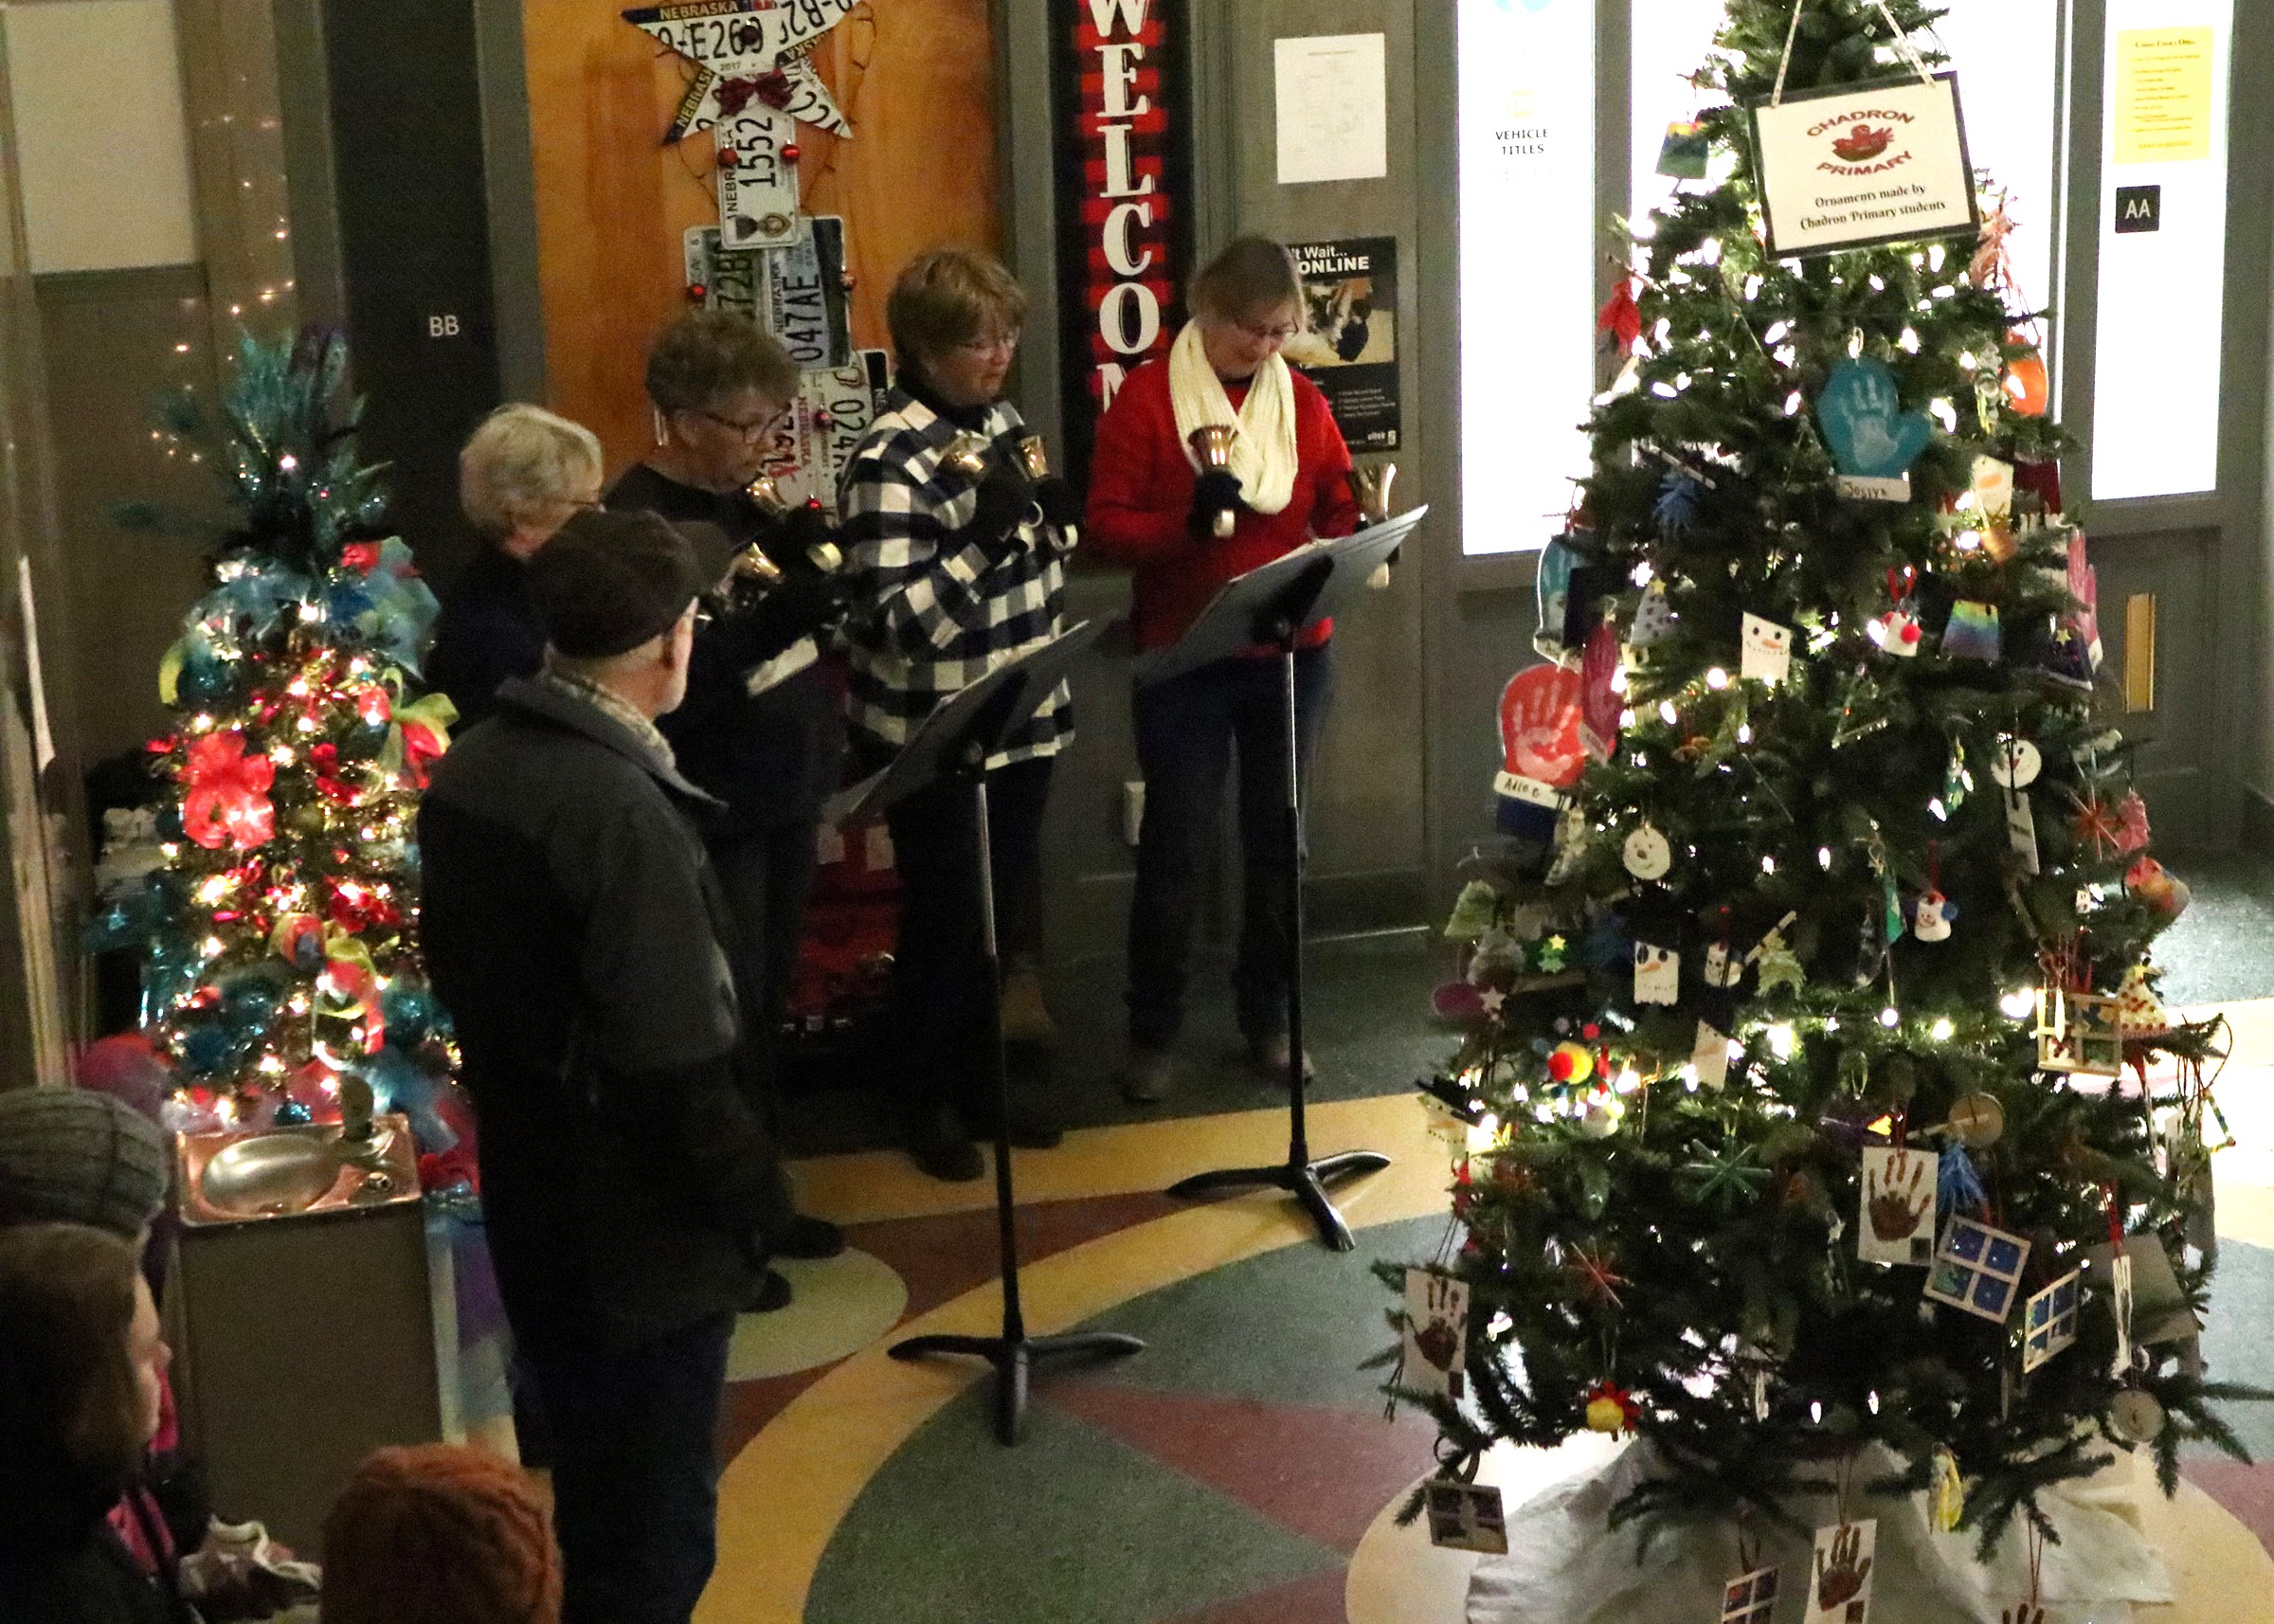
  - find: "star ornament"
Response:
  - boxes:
[623,0,857,141]
[1567,1244,1628,1308]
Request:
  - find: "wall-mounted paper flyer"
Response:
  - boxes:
[1273,34,1387,186]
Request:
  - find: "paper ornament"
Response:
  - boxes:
[1859,1146,1935,1266]
[1807,1519,1878,1624]
[1633,942,1680,1004]
[1692,1021,1730,1089]
[2004,786,2041,875]
[1989,736,2042,789]
[1942,600,2002,660]
[2114,963,2170,1037]
[2107,1387,2166,1444]
[1703,940,1742,988]
[1622,823,1671,880]
[1424,1480,1508,1553]
[1496,663,1586,840]
[1401,1268,1470,1400]
[1943,1092,2005,1150]
[1869,606,1922,656]
[2021,1270,2082,1372]
[2035,987,2123,1076]
[2125,857,2191,919]
[1579,622,1623,760]
[1817,353,1932,500]
[1925,1216,2030,1322]
[1656,118,1711,179]
[1740,613,1794,685]
[1534,540,1579,659]
[1630,578,1676,646]
[1720,1565,1781,1624]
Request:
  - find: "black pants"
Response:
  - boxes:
[1127,644,1335,1049]
[519,1312,735,1624]
[707,816,821,1095]
[884,754,1053,1110]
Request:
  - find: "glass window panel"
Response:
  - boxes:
[2092,2,2231,500]
[1459,0,1597,555]
[1927,0,2061,337]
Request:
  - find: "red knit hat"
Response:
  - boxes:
[320,1444,560,1624]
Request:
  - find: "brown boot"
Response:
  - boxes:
[999,965,1056,1046]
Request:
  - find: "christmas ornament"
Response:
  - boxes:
[1740,612,1793,686]
[1859,1146,1933,1265]
[2004,333,2050,417]
[1720,1564,1781,1624]
[1496,663,1587,840]
[1655,119,1710,180]
[2004,785,2042,875]
[1912,888,1955,943]
[1869,566,1922,657]
[1621,823,1671,881]
[1691,1021,1731,1089]
[2021,1270,2082,1372]
[1942,600,2002,660]
[1633,942,1680,1004]
[1578,1094,1624,1139]
[181,730,277,852]
[1942,1092,2005,1149]
[1817,354,1932,501]
[1401,1268,1470,1400]
[2113,963,2170,1038]
[1653,472,1704,539]
[1579,622,1623,760]
[1630,578,1676,646]
[1929,1447,1965,1532]
[1547,1039,1595,1084]
[1925,1216,2030,1322]
[2035,986,2124,1075]
[2107,1386,2166,1444]
[1596,277,1642,356]
[1582,1380,1639,1433]
[1752,917,1804,997]
[1989,737,2041,789]
[1567,1244,1628,1303]
[2125,856,2191,919]
[1807,1520,1877,1624]
[1422,1480,1508,1554]
[1533,539,1580,659]
[1703,939,1742,988]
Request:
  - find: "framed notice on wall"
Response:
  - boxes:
[1747,73,1980,257]
[1284,237,1400,452]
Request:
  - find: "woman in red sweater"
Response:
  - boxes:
[1086,237,1361,1104]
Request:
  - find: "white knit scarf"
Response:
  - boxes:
[1167,321,1298,515]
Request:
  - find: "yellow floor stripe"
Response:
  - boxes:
[704,1093,1452,1623]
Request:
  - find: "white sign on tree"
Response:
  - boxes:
[1748,74,1980,257]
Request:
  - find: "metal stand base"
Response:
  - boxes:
[888,1329,1146,1444]
[1167,1149,1393,1253]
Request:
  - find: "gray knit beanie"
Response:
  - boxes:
[0,1087,171,1237]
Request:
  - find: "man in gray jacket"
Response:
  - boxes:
[419,509,792,1624]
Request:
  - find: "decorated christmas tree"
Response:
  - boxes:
[92,332,460,1149]
[1401,0,2259,1588]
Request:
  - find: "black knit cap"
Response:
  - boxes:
[529,509,732,659]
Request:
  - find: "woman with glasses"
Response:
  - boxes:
[1086,235,1363,1106]
[838,247,1081,1182]
[431,404,605,727]
[606,310,850,1299]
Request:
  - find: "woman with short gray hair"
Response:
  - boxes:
[429,403,605,727]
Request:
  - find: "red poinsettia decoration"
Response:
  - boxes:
[181,730,275,851]
[339,541,383,574]
[308,742,359,805]
[1596,276,1642,357]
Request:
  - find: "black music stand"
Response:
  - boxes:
[1136,507,1429,1251]
[856,618,1144,1442]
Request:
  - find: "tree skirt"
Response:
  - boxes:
[1466,1440,2172,1624]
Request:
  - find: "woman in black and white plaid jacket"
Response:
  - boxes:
[837,247,1083,1182]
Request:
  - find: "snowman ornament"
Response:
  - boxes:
[1633,942,1680,1004]
[1912,888,1956,943]
[1622,823,1672,882]
[1703,939,1742,988]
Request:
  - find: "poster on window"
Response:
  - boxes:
[1747,73,1980,257]
[1285,237,1401,452]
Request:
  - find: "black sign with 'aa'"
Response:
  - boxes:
[2115,185,2162,234]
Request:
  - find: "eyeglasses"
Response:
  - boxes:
[956,331,1021,356]
[1236,319,1301,344]
[691,405,790,442]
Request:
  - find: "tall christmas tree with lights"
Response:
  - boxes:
[94,332,460,1146]
[1407,0,2259,1596]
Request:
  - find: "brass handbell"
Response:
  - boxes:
[1187,424,1237,537]
[743,473,843,574]
[940,431,992,480]
[1017,435,1075,549]
[1350,460,1398,525]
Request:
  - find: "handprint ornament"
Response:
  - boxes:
[1808,1519,1877,1624]
[1815,356,1933,501]
[1859,1146,1934,1264]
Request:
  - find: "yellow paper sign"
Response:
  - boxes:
[2114,28,2215,165]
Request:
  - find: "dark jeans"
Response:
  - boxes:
[1128,643,1335,1049]
[884,754,1053,1110]
[519,1312,735,1624]
[708,816,822,1096]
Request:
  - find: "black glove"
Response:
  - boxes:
[764,568,852,637]
[1034,475,1083,532]
[1188,467,1244,539]
[775,500,838,567]
[961,460,1038,559]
